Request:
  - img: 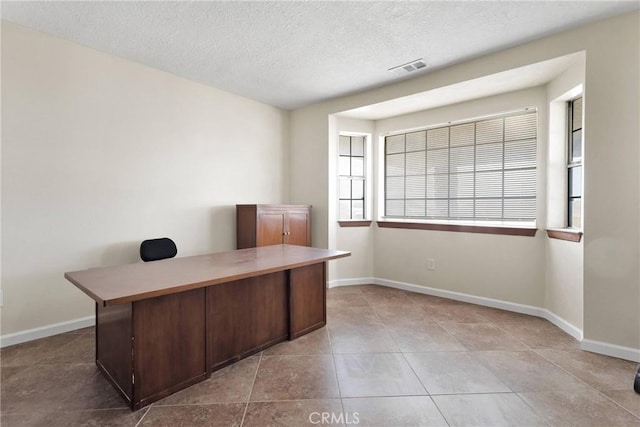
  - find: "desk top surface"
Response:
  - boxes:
[65,245,350,306]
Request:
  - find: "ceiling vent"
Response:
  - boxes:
[389,59,428,75]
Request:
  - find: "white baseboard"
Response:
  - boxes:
[540,309,583,342]
[581,339,640,363]
[330,276,606,355]
[375,277,545,315]
[0,315,95,348]
[327,277,376,288]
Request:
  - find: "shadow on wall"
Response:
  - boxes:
[99,241,142,266]
[210,205,236,252]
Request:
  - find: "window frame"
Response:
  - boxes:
[338,134,368,222]
[381,109,538,227]
[567,97,583,229]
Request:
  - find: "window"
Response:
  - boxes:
[384,110,537,223]
[567,97,583,228]
[339,135,366,220]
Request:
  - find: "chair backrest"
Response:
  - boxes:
[140,238,177,262]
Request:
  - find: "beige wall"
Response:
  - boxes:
[372,88,547,306]
[1,22,289,335]
[545,60,585,330]
[581,13,639,349]
[333,117,375,281]
[290,11,639,351]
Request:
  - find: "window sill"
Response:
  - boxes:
[377,221,537,237]
[546,228,583,242]
[338,220,372,227]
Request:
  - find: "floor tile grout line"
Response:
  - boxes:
[529,347,640,419]
[365,292,402,353]
[427,394,452,427]
[598,391,640,420]
[397,351,430,396]
[530,347,610,392]
[239,351,263,427]
[326,319,347,421]
[510,391,554,426]
[492,320,542,351]
[133,406,151,427]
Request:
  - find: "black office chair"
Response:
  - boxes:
[140,238,177,262]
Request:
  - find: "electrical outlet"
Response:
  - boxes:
[427,258,436,271]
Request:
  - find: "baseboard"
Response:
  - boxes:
[0,315,95,348]
[581,339,640,363]
[331,276,587,347]
[540,309,583,341]
[374,277,546,316]
[327,277,376,288]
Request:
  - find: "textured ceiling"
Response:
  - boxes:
[1,1,638,110]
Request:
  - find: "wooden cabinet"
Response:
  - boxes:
[236,204,311,249]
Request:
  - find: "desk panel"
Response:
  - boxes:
[207,272,288,370]
[133,288,207,409]
[289,263,326,339]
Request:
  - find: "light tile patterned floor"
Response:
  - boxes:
[1,285,638,426]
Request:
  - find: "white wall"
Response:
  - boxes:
[290,11,640,354]
[333,117,375,281]
[545,60,585,330]
[580,13,639,352]
[1,22,289,336]
[373,88,547,307]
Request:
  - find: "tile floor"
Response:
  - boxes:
[1,284,638,426]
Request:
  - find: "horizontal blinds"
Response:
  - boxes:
[384,110,537,221]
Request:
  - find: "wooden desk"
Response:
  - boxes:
[65,244,350,410]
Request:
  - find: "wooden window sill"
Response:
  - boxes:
[546,229,583,242]
[338,220,372,227]
[377,221,537,237]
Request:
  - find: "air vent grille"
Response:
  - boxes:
[389,59,428,75]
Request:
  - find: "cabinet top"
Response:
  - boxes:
[236,204,311,209]
[65,244,347,306]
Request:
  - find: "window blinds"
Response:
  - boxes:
[384,111,537,222]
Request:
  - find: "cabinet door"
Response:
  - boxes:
[257,213,285,246]
[286,211,310,246]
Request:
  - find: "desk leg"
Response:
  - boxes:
[289,262,326,339]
